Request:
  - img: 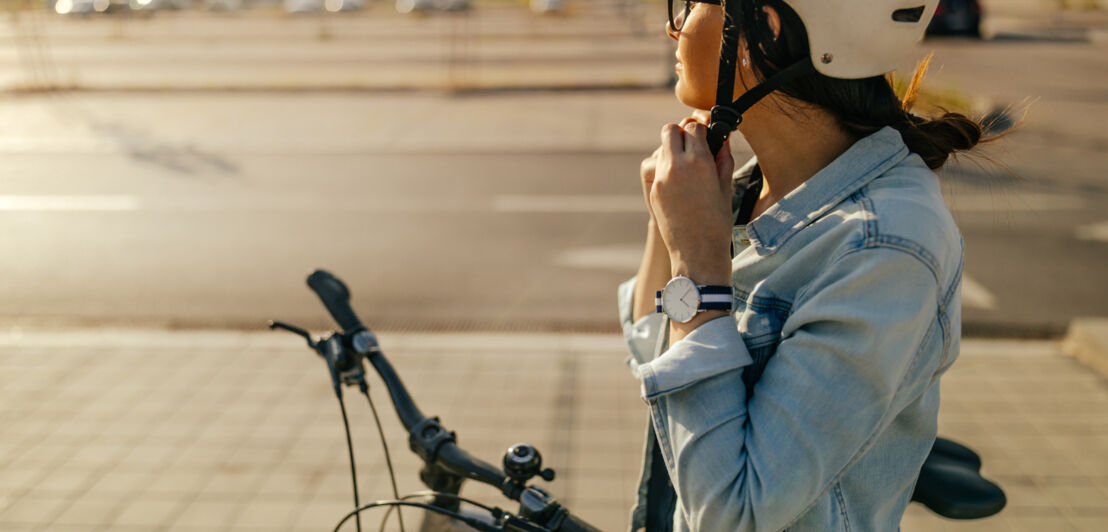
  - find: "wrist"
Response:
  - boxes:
[670,257,730,287]
[670,310,729,342]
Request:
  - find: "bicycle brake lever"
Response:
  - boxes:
[268,320,318,349]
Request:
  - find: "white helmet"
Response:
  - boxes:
[706,0,939,152]
[781,0,939,79]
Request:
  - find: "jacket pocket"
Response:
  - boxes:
[734,291,791,398]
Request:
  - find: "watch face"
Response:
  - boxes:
[662,276,699,323]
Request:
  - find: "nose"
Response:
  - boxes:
[666,20,680,41]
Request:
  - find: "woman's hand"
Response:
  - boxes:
[650,121,735,287]
[634,114,713,323]
[640,112,714,220]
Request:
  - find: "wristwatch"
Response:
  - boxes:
[655,275,733,323]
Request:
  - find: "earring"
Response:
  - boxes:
[741,57,750,68]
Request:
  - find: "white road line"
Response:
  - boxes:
[1075,221,1108,243]
[554,245,643,272]
[0,195,139,211]
[962,275,997,311]
[943,193,1084,213]
[493,195,643,214]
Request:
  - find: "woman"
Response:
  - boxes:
[617,0,985,530]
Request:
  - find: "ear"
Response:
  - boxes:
[762,5,782,41]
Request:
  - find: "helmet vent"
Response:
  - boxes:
[891,6,926,23]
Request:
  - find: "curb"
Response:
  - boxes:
[0,81,670,96]
[1061,318,1108,378]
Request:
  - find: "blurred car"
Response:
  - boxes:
[130,0,191,12]
[284,0,322,12]
[530,0,565,14]
[90,0,130,13]
[286,0,361,12]
[54,0,97,14]
[395,0,468,14]
[204,0,243,10]
[927,0,982,37]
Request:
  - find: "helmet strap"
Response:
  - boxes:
[706,0,816,155]
[708,57,816,154]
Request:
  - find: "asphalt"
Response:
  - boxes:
[1,5,1106,528]
[0,327,1106,531]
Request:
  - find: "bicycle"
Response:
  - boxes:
[269,269,1005,531]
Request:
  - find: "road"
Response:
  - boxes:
[0,7,1105,335]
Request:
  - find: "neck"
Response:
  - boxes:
[736,98,856,215]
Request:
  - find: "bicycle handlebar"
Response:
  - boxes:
[302,270,602,532]
[307,269,366,334]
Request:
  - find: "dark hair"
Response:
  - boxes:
[733,0,985,170]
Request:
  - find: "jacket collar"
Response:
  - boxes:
[745,126,910,255]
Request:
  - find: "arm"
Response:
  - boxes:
[634,113,715,323]
[638,247,941,531]
[632,220,671,322]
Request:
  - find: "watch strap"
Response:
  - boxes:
[697,285,732,312]
[655,285,733,314]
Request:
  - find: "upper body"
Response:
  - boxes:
[622,1,986,530]
[619,126,964,531]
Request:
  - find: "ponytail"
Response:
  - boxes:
[745,1,991,170]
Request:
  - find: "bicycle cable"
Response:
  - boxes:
[377,491,498,532]
[359,383,406,532]
[337,394,363,532]
[333,499,502,532]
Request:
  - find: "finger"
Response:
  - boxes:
[716,140,735,193]
[660,123,684,159]
[682,122,710,156]
[691,108,711,125]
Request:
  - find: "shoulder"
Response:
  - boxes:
[852,152,963,284]
[798,153,962,289]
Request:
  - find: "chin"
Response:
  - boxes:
[674,79,714,112]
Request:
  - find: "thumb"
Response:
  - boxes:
[715,140,735,194]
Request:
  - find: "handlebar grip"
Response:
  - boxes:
[306,270,365,333]
[557,512,603,532]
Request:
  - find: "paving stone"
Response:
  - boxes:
[167,499,240,529]
[0,494,69,525]
[228,497,299,528]
[51,496,122,526]
[2,331,1106,531]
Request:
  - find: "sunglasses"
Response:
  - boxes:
[668,0,723,32]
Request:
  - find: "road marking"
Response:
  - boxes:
[962,275,997,310]
[493,195,643,214]
[1075,221,1108,243]
[0,195,139,211]
[943,193,1084,213]
[556,246,1003,311]
[554,245,643,272]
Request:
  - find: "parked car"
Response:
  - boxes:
[395,0,468,14]
[323,0,362,12]
[203,0,243,10]
[927,0,982,37]
[91,0,130,13]
[285,0,361,12]
[284,0,321,12]
[54,0,97,14]
[530,0,565,14]
[130,0,191,12]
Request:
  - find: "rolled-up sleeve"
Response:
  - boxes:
[618,276,668,374]
[640,247,940,531]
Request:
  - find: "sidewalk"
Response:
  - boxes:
[1,329,1106,531]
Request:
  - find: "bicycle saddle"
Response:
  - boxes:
[911,437,1006,519]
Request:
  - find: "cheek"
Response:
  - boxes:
[675,19,724,109]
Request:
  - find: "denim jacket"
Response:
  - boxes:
[617,127,963,531]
